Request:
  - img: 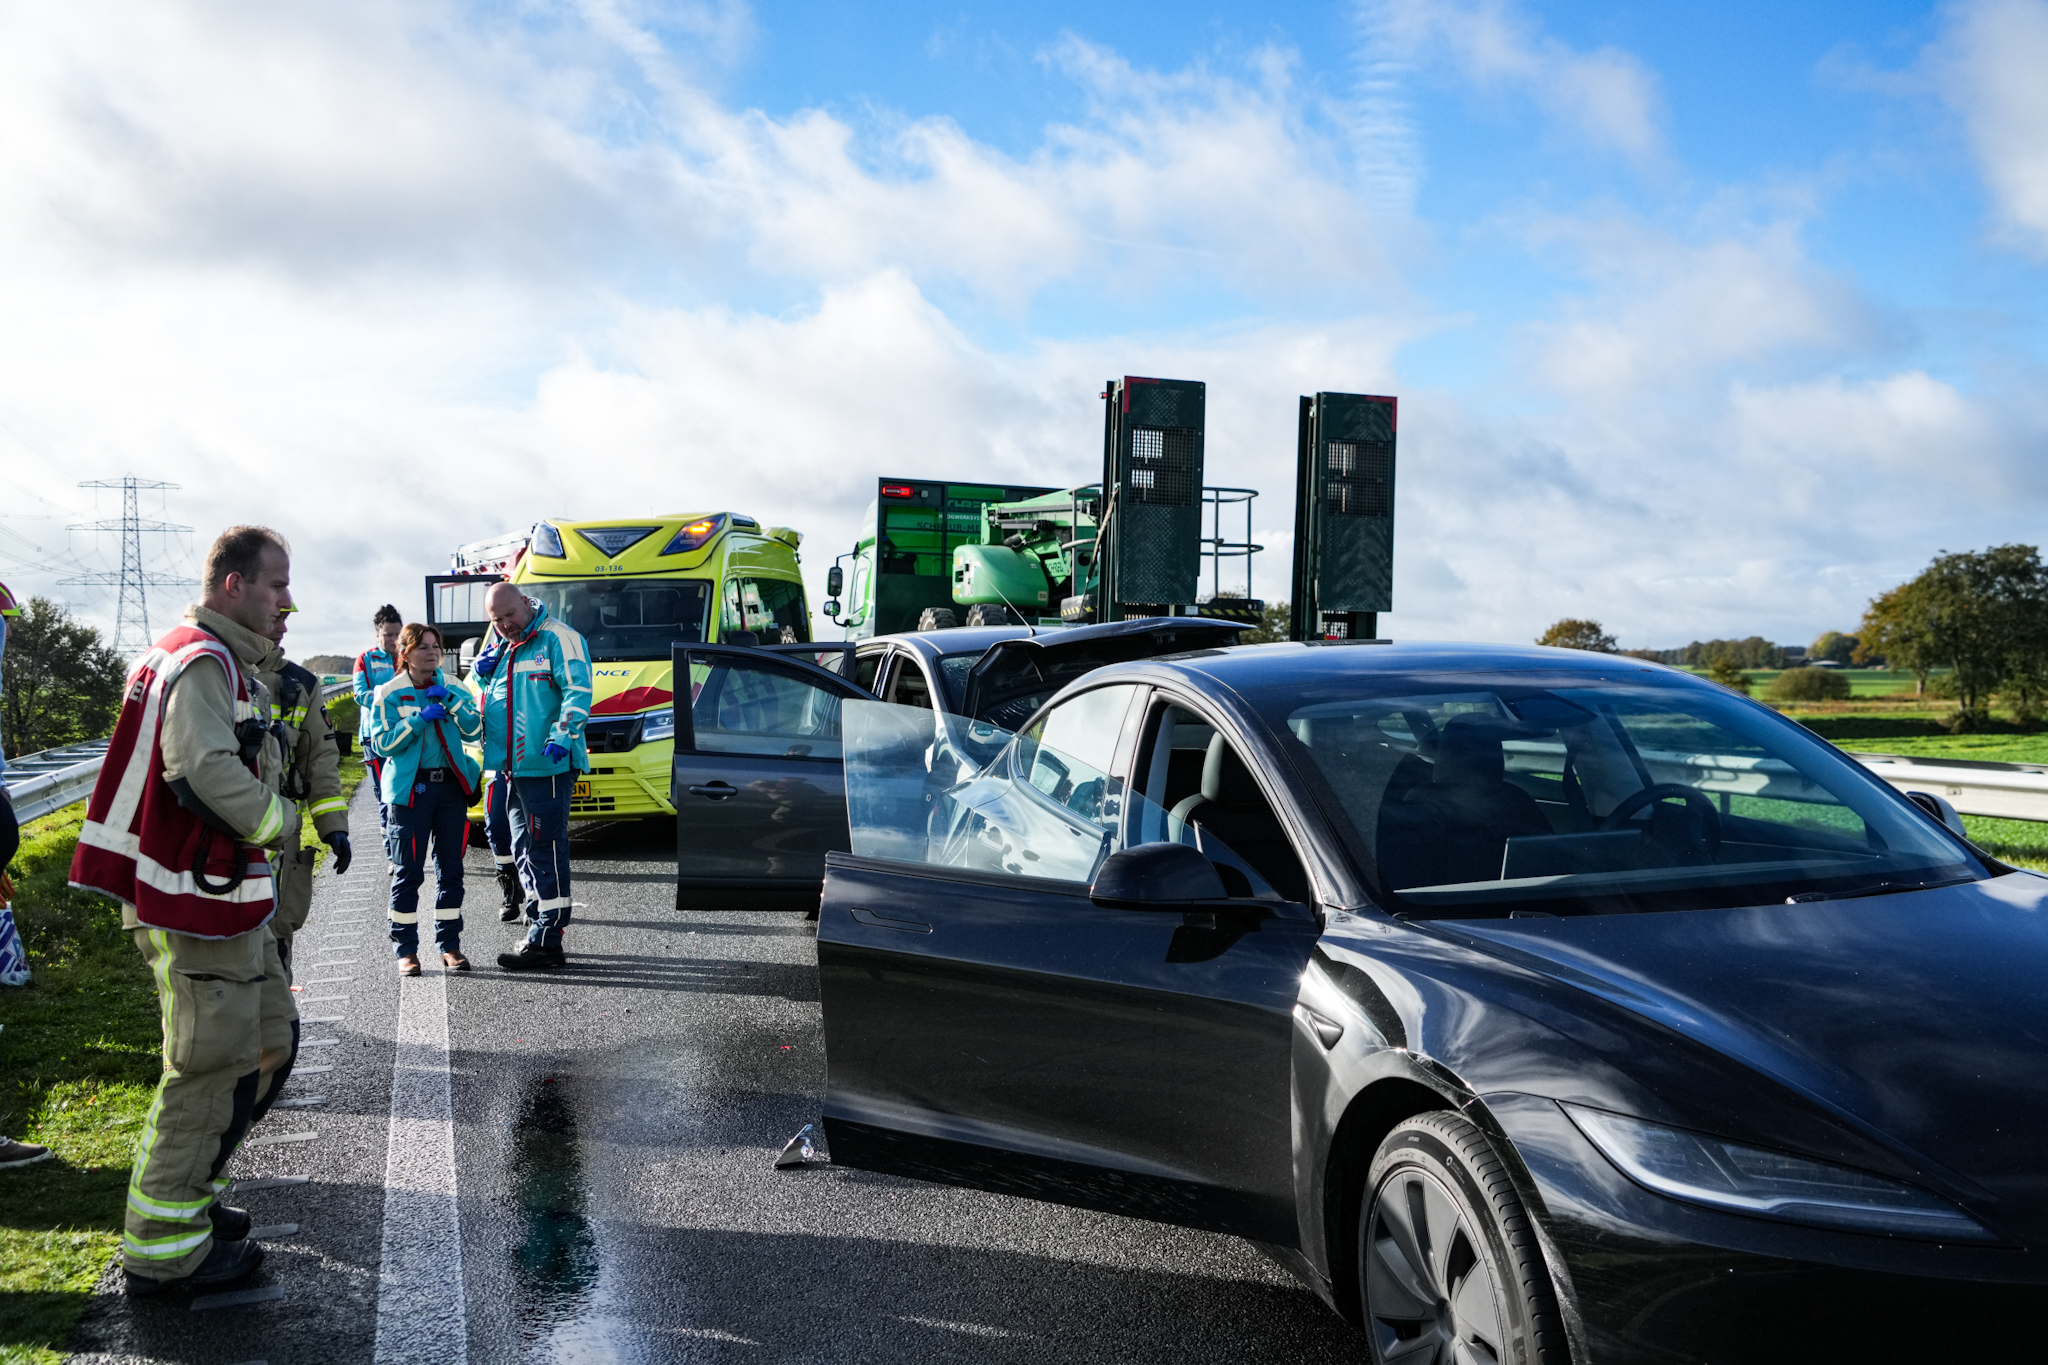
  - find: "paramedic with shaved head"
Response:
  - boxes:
[471,581,591,971]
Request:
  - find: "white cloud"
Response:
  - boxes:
[1365,0,1664,163]
[1935,0,2048,255]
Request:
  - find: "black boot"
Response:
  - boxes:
[209,1202,251,1242]
[497,941,561,972]
[123,1237,264,1296]
[496,867,524,923]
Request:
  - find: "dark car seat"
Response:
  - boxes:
[1169,735,1312,903]
[1404,714,1552,883]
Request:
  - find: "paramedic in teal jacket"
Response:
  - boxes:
[353,604,403,842]
[474,582,590,971]
[372,624,483,975]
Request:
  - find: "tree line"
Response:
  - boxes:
[1,597,129,759]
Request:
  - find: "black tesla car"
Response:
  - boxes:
[811,640,2048,1363]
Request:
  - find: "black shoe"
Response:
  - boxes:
[497,942,561,972]
[123,1237,265,1296]
[499,904,522,923]
[495,867,524,916]
[209,1202,251,1242]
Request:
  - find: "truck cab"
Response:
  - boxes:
[427,512,808,821]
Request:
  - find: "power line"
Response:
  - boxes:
[61,476,195,654]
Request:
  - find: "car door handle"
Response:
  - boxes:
[687,782,739,800]
[849,907,932,934]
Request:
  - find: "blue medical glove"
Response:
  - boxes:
[472,648,499,680]
[543,741,569,763]
[420,702,450,722]
[425,683,449,700]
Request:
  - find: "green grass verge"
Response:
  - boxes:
[0,754,364,1361]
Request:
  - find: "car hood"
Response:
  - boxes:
[1447,872,2048,1216]
[962,617,1247,726]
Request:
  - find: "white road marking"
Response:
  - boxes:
[192,1286,287,1311]
[230,1175,307,1192]
[372,952,466,1365]
[246,1131,318,1146]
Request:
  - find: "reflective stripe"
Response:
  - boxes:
[388,911,421,924]
[128,1187,212,1221]
[250,794,288,844]
[432,905,463,920]
[537,896,572,911]
[124,1227,213,1259]
[309,796,348,817]
[492,855,514,866]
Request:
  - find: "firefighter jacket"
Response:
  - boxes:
[255,643,349,842]
[476,601,592,778]
[353,646,396,751]
[373,667,484,807]
[70,606,294,938]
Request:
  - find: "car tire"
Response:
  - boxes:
[917,607,958,630]
[965,604,1013,627]
[1360,1111,1568,1365]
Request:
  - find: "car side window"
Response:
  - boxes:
[886,656,933,710]
[1133,700,1313,902]
[691,658,845,759]
[722,578,809,643]
[852,649,884,694]
[1016,685,1139,827]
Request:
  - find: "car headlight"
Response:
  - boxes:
[1564,1104,1995,1243]
[640,709,675,744]
[530,521,566,558]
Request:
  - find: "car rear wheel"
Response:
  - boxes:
[1361,1111,1567,1365]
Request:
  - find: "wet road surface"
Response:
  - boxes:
[69,788,1368,1363]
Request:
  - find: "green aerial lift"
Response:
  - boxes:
[822,377,1265,638]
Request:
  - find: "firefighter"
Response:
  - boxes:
[353,605,402,845]
[251,603,352,1114]
[472,581,590,971]
[70,526,299,1295]
[372,624,482,974]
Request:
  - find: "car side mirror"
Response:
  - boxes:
[1905,789,1968,839]
[1090,842,1228,909]
[823,598,841,619]
[826,566,844,598]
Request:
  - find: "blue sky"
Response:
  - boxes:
[1,0,2045,658]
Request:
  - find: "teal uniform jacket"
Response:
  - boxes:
[372,668,483,807]
[477,602,592,778]
[354,646,397,750]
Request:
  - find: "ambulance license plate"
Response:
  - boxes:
[573,782,592,799]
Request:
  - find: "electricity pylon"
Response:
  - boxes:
[62,477,195,654]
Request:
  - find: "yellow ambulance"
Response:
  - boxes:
[427,513,810,820]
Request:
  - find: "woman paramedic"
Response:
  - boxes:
[371,624,483,975]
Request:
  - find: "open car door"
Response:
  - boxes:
[671,643,879,911]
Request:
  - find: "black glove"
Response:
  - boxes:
[325,831,352,874]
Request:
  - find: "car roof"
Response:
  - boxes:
[861,625,1039,660]
[1088,639,1689,699]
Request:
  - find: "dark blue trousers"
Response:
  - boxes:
[507,773,574,948]
[387,776,467,956]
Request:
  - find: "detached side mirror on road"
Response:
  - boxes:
[1090,842,1228,909]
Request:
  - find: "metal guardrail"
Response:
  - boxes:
[1849,752,2048,823]
[2,740,112,823]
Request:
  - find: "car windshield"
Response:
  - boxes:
[522,579,711,662]
[1268,672,1989,918]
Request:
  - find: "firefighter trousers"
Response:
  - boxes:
[255,831,309,1115]
[124,925,267,1280]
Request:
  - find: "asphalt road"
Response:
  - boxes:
[68,787,1367,1364]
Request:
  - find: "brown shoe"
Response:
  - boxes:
[441,952,471,972]
[398,955,421,977]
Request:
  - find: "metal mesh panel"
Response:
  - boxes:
[1325,440,1392,517]
[1129,427,1198,507]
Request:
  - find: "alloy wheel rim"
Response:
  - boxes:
[1366,1165,1508,1365]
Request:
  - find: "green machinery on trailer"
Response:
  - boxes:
[822,377,1266,638]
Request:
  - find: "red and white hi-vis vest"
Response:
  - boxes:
[69,623,277,938]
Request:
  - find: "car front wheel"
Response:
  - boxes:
[1360,1111,1567,1365]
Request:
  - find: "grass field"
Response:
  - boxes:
[0,755,364,1365]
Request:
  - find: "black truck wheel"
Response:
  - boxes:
[916,607,958,630]
[1360,1111,1568,1365]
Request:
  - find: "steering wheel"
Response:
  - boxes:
[1598,783,1723,863]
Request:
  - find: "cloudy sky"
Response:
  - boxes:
[2,0,2045,659]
